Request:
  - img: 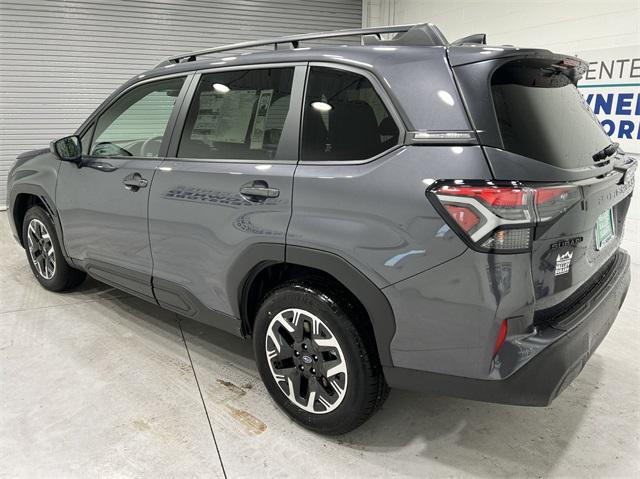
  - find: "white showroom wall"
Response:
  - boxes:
[363,0,640,263]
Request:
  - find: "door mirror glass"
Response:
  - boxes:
[51,135,82,162]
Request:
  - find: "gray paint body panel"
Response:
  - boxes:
[287,145,489,287]
[6,150,61,242]
[55,158,162,300]
[383,248,535,379]
[148,160,295,317]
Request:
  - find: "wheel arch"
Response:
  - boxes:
[233,244,396,367]
[9,185,72,262]
[12,193,46,246]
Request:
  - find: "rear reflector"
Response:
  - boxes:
[428,181,581,253]
[494,320,508,357]
[444,204,481,232]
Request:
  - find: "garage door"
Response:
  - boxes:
[0,0,362,208]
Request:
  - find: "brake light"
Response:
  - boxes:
[535,186,569,204]
[440,186,528,207]
[494,320,508,357]
[428,181,581,253]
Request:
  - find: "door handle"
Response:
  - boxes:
[240,181,280,199]
[123,173,149,191]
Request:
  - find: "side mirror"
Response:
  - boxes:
[50,135,82,162]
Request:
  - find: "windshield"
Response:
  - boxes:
[491,62,612,169]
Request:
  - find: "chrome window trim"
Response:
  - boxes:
[407,130,478,145]
[162,157,298,165]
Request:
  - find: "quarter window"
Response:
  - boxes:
[91,77,185,158]
[177,68,295,161]
[301,66,399,162]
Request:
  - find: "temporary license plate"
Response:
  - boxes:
[595,208,615,250]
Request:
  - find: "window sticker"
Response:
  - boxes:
[194,89,257,144]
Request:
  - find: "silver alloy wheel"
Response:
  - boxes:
[27,218,56,280]
[265,308,348,414]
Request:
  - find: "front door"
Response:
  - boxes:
[56,75,188,301]
[148,65,305,331]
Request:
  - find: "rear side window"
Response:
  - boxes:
[92,77,185,158]
[301,66,399,162]
[492,59,611,169]
[178,68,294,161]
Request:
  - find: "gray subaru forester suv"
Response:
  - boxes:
[7,24,636,434]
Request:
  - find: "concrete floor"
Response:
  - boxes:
[1,211,639,479]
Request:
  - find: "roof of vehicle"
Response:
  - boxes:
[141,44,447,78]
[77,24,584,136]
[116,42,474,133]
[129,20,580,89]
[139,43,560,76]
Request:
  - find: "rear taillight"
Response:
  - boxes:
[493,320,508,357]
[428,181,581,253]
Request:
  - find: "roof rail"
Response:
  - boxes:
[156,23,447,67]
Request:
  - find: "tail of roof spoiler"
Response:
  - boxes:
[447,47,588,84]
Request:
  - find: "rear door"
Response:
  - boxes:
[452,52,637,310]
[56,75,188,301]
[148,64,305,331]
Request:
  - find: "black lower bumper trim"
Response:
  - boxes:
[384,249,631,406]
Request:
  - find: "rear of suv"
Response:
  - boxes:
[7,23,635,434]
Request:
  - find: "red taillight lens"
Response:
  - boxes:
[493,319,508,357]
[535,186,569,204]
[443,204,481,232]
[439,186,527,207]
[438,184,533,222]
[429,181,580,253]
[534,185,581,221]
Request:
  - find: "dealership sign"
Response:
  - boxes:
[576,46,640,153]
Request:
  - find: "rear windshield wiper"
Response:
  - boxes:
[592,142,619,161]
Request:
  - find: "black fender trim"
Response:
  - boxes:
[232,244,396,366]
[8,184,73,264]
[153,277,241,336]
[72,258,155,303]
[227,242,285,319]
[286,245,396,367]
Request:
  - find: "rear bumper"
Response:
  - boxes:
[384,249,630,406]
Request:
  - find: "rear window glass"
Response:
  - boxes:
[492,60,611,169]
[301,66,399,162]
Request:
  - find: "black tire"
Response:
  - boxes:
[253,280,389,435]
[22,206,86,292]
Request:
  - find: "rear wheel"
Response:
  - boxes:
[22,206,86,292]
[253,281,388,434]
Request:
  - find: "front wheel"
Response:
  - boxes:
[253,281,388,434]
[22,206,86,292]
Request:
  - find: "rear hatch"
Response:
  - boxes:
[449,47,637,313]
